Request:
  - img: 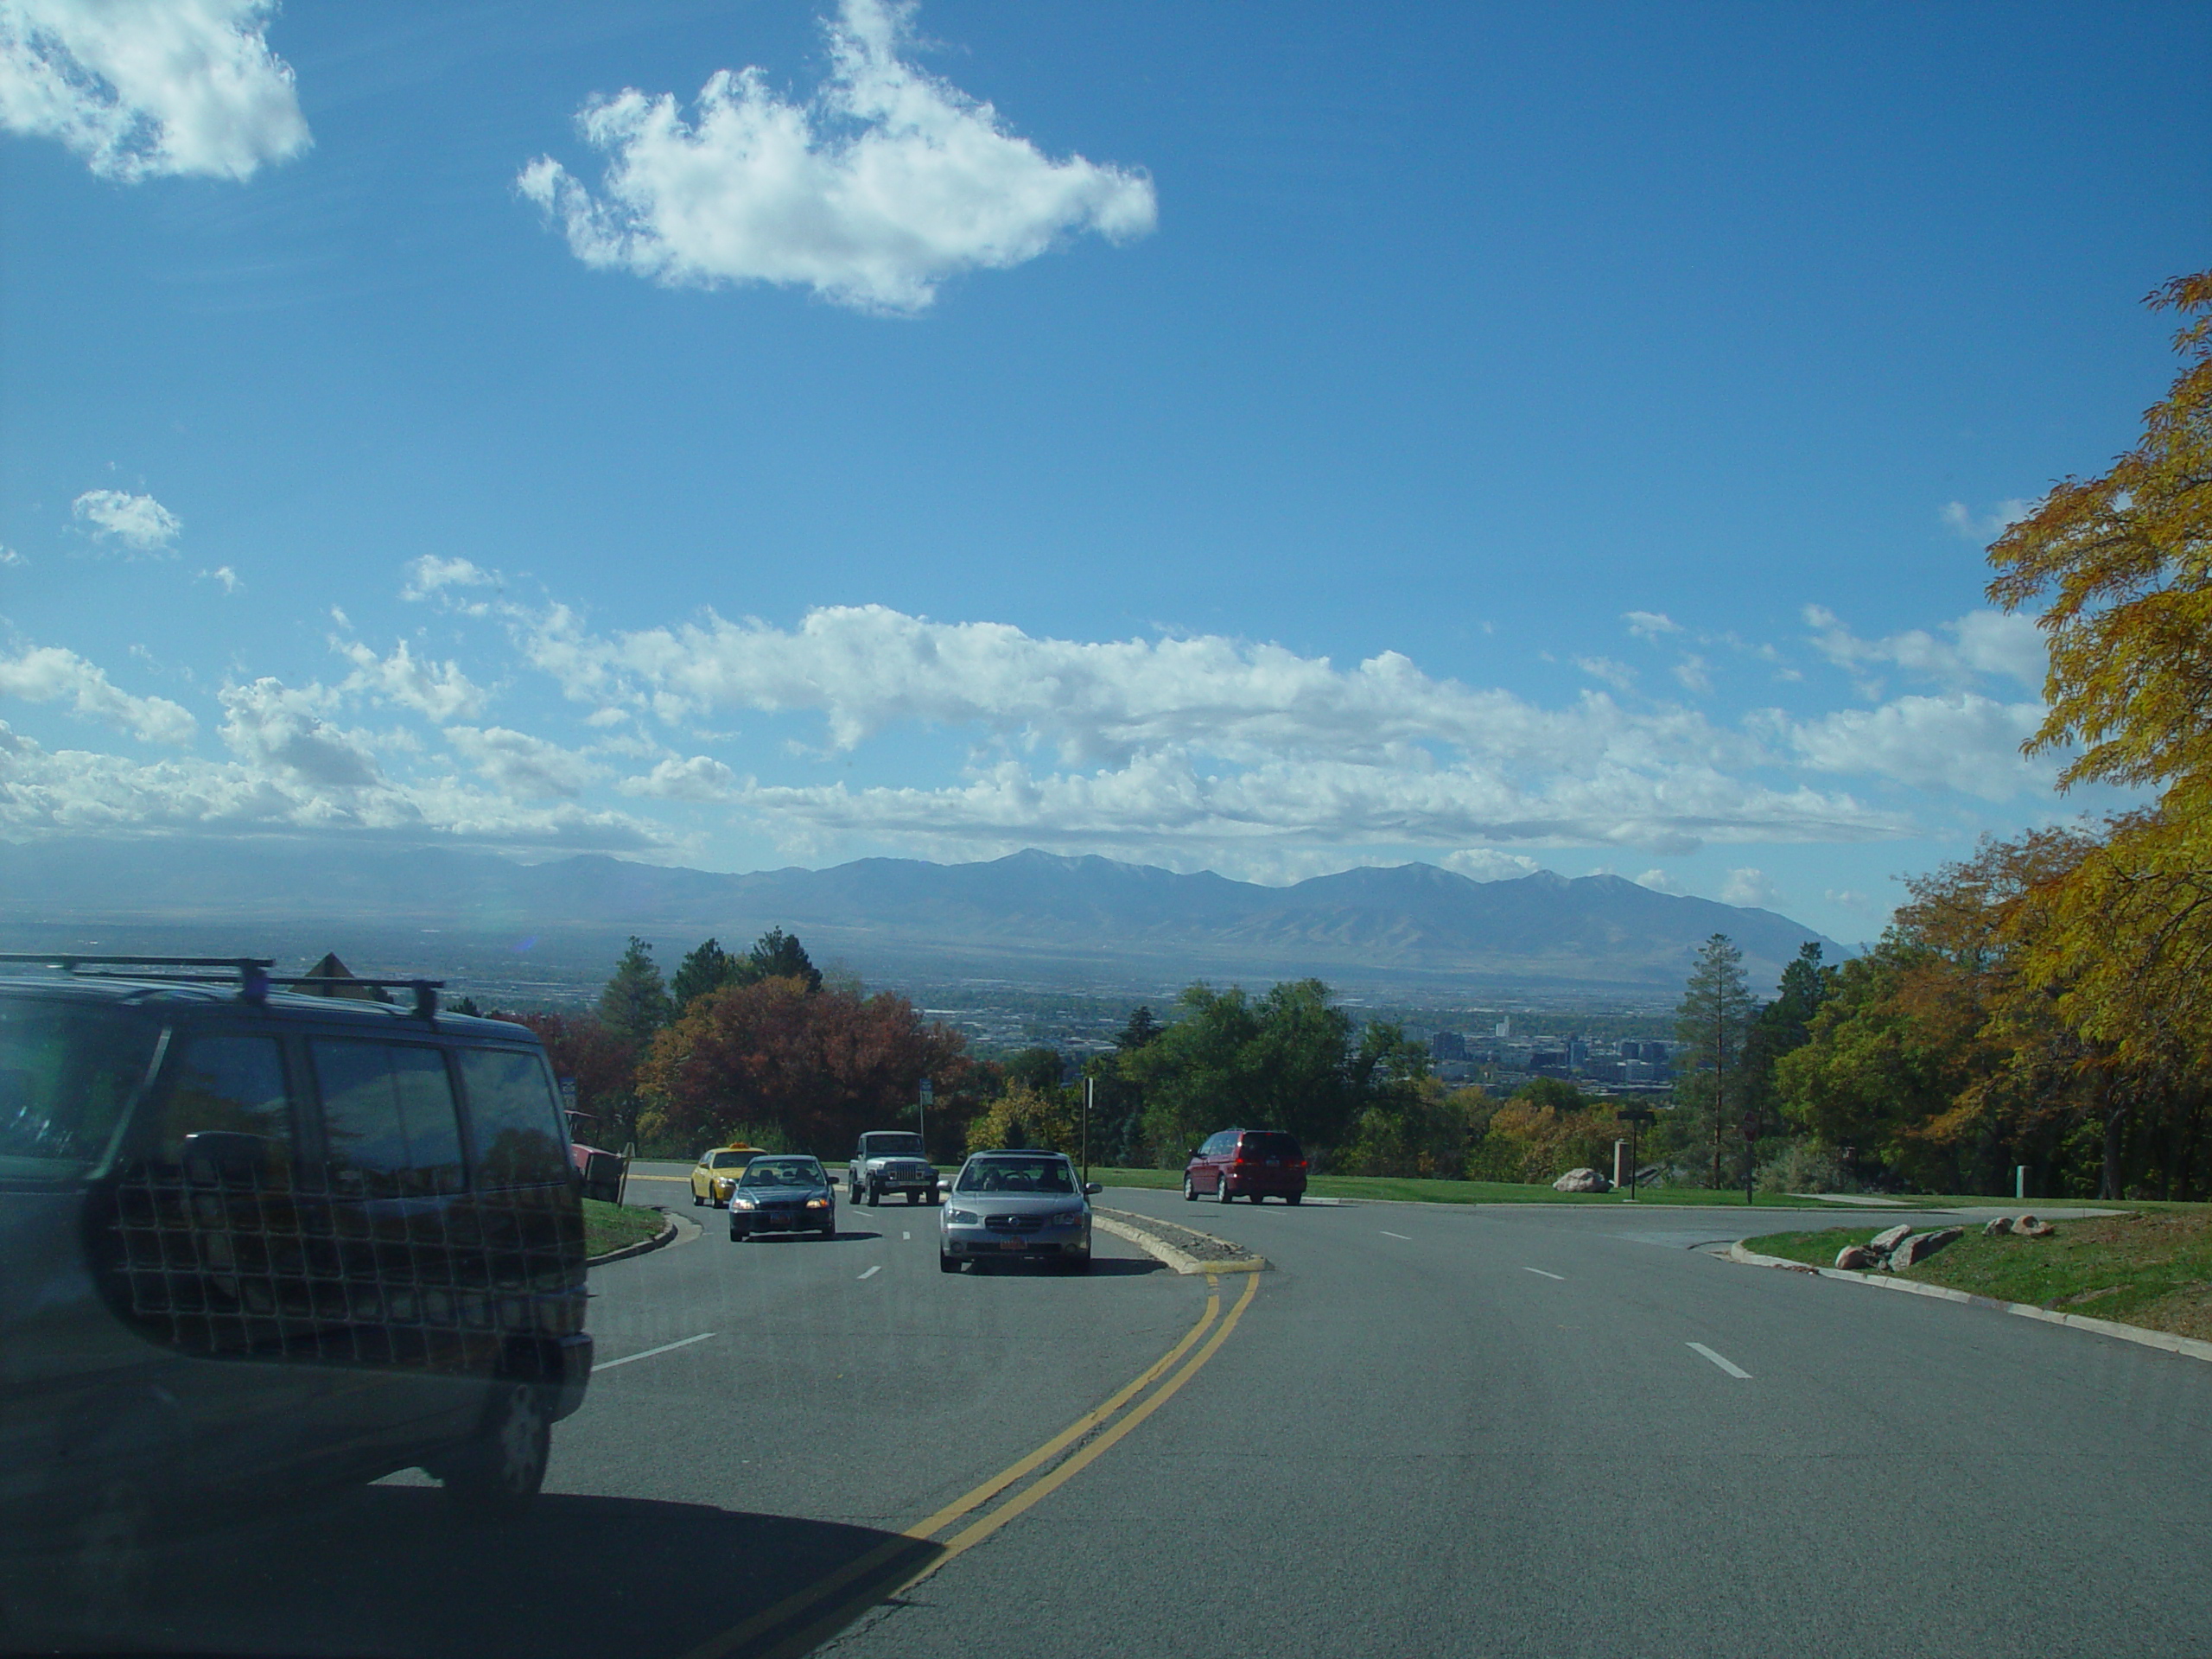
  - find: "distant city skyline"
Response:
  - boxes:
[3,0,2206,945]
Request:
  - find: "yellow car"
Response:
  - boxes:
[690,1145,766,1207]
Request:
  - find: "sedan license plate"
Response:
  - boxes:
[1000,1240,1027,1251]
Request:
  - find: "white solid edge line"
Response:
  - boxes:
[1380,1230,1413,1241]
[597,1332,715,1370]
[858,1264,883,1281]
[1523,1268,1566,1281]
[1687,1341,1751,1378]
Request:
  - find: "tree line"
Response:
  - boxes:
[1719,268,2212,1201]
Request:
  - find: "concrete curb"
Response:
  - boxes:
[1727,1241,2212,1365]
[588,1207,679,1268]
[1093,1213,1265,1276]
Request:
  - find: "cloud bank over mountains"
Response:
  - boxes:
[0,558,2074,918]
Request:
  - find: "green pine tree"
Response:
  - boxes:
[599,937,673,1047]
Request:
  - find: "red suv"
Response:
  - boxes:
[1184,1128,1307,1204]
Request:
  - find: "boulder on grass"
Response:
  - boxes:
[1553,1166,1612,1193]
[1868,1224,1914,1255]
[1835,1244,1876,1269]
[1984,1215,2015,1236]
[1891,1226,1964,1269]
[2015,1215,2055,1238]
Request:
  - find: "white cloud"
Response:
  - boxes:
[400,555,498,610]
[1672,655,1713,696]
[197,564,239,593]
[0,544,22,567]
[515,601,1917,856]
[1624,611,1681,640]
[1573,656,1637,692]
[0,643,196,744]
[445,725,606,800]
[1719,868,1779,908]
[1804,605,2044,696]
[1442,849,1544,882]
[72,488,180,551]
[334,638,488,724]
[1776,692,2049,800]
[218,679,384,791]
[517,0,1157,314]
[621,753,740,801]
[1941,499,2034,542]
[0,719,669,849]
[0,0,308,181]
[1634,868,1687,895]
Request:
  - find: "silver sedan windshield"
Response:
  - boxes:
[956,1157,1075,1194]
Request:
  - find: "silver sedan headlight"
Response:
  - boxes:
[944,1207,980,1225]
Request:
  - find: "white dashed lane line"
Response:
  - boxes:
[1380,1230,1413,1241]
[1688,1342,1751,1378]
[1523,1268,1566,1281]
[902,1231,912,1240]
[858,1264,883,1281]
[597,1332,715,1370]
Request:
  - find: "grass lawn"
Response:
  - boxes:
[1745,1213,2212,1342]
[1083,1166,1851,1209]
[583,1198,668,1260]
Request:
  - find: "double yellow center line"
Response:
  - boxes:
[683,1268,1262,1659]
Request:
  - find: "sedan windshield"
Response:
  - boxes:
[957,1157,1075,1194]
[741,1159,823,1187]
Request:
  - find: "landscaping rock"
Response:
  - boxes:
[1984,1215,2015,1236]
[1553,1167,1612,1193]
[2015,1215,2054,1237]
[1834,1244,1876,1269]
[1891,1226,1964,1269]
[1868,1224,1914,1255]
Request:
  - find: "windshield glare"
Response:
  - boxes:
[741,1160,823,1187]
[0,1000,159,1179]
[957,1158,1076,1194]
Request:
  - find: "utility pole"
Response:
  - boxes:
[1082,1075,1093,1188]
[918,1077,932,1161]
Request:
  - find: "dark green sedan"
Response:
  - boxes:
[726,1155,837,1241]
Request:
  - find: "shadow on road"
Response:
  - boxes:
[5,1484,939,1659]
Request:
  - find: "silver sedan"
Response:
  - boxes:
[938,1151,1101,1274]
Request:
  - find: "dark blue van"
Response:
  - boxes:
[0,956,594,1600]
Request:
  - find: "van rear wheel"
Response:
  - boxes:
[442,1382,550,1519]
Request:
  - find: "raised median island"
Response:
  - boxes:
[1092,1206,1265,1274]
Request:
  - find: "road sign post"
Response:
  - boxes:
[1742,1112,1760,1205]
[1617,1103,1656,1199]
[1083,1076,1093,1188]
[918,1077,933,1163]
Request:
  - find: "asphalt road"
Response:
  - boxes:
[67,1175,2212,1659]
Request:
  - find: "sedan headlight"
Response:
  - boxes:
[1055,1207,1088,1225]
[804,1197,830,1209]
[944,1208,980,1225]
[728,1197,756,1211]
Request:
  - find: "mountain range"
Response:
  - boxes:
[0,840,1844,995]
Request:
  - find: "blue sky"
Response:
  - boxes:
[2,0,2206,943]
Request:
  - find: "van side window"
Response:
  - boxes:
[457,1047,569,1187]
[313,1040,465,1197]
[390,1047,464,1194]
[157,1035,293,1184]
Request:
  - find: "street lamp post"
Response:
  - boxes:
[1617,1103,1656,1199]
[1742,1111,1760,1205]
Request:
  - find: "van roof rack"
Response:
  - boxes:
[0,954,446,1018]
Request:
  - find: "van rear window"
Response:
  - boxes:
[1239,1132,1303,1159]
[0,1000,157,1179]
